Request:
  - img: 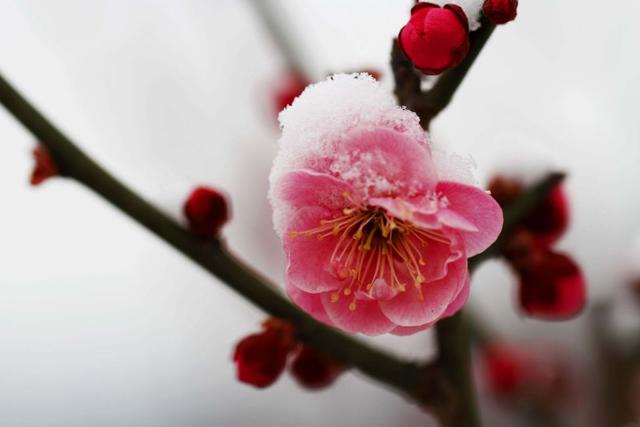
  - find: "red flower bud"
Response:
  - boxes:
[489,177,569,249]
[517,251,586,320]
[482,0,518,25]
[481,341,572,406]
[522,184,569,249]
[481,342,527,397]
[30,145,58,186]
[290,345,343,390]
[183,186,229,237]
[273,71,309,116]
[233,319,295,388]
[398,3,470,75]
[488,176,522,206]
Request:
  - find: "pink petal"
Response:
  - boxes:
[321,293,396,336]
[284,206,346,293]
[368,197,421,222]
[355,278,399,301]
[412,231,465,282]
[440,271,470,318]
[274,169,355,211]
[379,257,467,327]
[286,282,333,326]
[390,323,433,336]
[334,127,437,198]
[436,181,503,257]
[435,209,478,232]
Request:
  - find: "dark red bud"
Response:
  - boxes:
[489,177,569,249]
[482,0,518,25]
[398,3,470,75]
[273,71,309,115]
[233,319,296,389]
[290,345,343,390]
[30,145,58,186]
[183,186,229,237]
[481,342,526,397]
[517,251,586,320]
[522,184,569,248]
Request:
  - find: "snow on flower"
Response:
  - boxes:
[268,74,503,336]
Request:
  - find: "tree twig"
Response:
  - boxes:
[245,0,311,79]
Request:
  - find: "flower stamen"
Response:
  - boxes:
[289,205,450,307]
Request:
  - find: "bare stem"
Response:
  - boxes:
[246,0,311,79]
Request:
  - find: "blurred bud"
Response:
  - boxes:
[522,184,569,248]
[489,177,569,249]
[398,3,470,75]
[481,341,527,397]
[517,250,586,320]
[273,71,309,116]
[183,186,229,237]
[233,319,296,388]
[480,340,572,408]
[488,175,522,206]
[30,145,58,186]
[482,0,518,25]
[290,345,343,390]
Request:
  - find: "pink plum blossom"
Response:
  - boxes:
[269,74,503,336]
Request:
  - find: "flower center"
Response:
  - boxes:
[289,194,450,311]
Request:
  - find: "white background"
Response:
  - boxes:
[1,1,638,426]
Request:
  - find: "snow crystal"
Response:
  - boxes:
[432,146,478,186]
[421,0,485,31]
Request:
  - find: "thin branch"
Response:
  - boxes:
[392,18,496,130]
[1,71,561,417]
[0,71,424,403]
[246,0,311,79]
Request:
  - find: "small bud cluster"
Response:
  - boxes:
[480,341,571,407]
[489,177,586,320]
[233,319,343,389]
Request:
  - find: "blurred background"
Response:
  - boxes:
[1,0,639,426]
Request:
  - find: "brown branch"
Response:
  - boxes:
[246,0,311,79]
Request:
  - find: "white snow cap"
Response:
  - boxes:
[270,73,425,184]
[420,0,485,31]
